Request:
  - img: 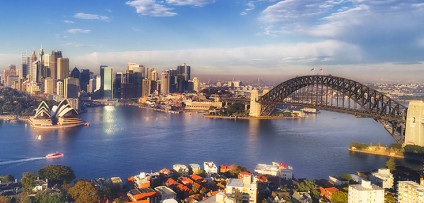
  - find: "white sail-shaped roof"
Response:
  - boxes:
[53,99,79,118]
[33,101,52,119]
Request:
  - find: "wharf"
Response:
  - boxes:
[348,148,404,159]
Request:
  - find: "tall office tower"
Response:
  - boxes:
[114,72,123,99]
[147,67,154,80]
[128,63,146,78]
[70,67,80,80]
[100,66,113,99]
[142,78,152,97]
[57,81,64,97]
[88,78,96,93]
[160,71,170,95]
[50,50,62,80]
[20,53,29,79]
[167,69,177,93]
[43,54,51,77]
[57,58,69,80]
[1,66,17,85]
[44,77,55,95]
[79,69,90,92]
[28,51,37,81]
[95,75,101,92]
[192,77,201,92]
[151,70,158,81]
[177,63,191,81]
[31,60,42,83]
[64,77,80,98]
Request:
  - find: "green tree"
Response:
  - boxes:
[0,196,12,203]
[37,165,76,185]
[340,174,353,182]
[21,174,36,193]
[386,158,396,171]
[68,181,100,203]
[331,191,348,203]
[297,179,318,192]
[34,190,66,203]
[226,103,245,115]
[2,174,15,182]
[385,194,396,203]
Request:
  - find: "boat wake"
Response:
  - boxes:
[0,157,45,165]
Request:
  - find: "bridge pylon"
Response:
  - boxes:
[249,89,269,117]
[404,100,424,147]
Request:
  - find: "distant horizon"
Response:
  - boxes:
[0,0,423,82]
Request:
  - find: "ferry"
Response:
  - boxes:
[45,153,63,159]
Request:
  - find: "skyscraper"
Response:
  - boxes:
[160,71,170,95]
[50,50,62,80]
[177,63,191,81]
[151,70,158,81]
[193,77,201,92]
[64,77,80,98]
[100,66,113,99]
[147,67,154,80]
[44,77,55,95]
[20,53,29,79]
[57,58,69,80]
[142,78,152,97]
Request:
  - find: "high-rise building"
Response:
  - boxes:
[177,63,191,81]
[95,75,101,92]
[20,53,30,79]
[43,54,51,77]
[50,50,62,80]
[397,181,424,203]
[70,67,80,79]
[128,63,146,78]
[44,77,55,95]
[64,77,80,98]
[31,60,42,83]
[57,58,69,80]
[348,180,384,203]
[151,70,158,81]
[100,66,113,99]
[142,78,152,97]
[192,77,201,92]
[29,51,37,81]
[88,78,96,93]
[219,175,257,203]
[114,72,123,99]
[147,67,154,80]
[57,81,64,97]
[160,71,170,95]
[79,69,90,92]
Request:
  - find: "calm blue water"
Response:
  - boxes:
[0,106,404,180]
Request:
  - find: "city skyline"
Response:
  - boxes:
[0,0,423,81]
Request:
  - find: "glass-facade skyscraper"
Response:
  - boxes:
[100,66,113,99]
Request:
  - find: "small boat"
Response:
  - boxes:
[37,135,42,140]
[45,153,63,159]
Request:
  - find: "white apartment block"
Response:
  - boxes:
[348,180,384,203]
[369,168,394,189]
[204,162,218,174]
[173,164,189,176]
[219,175,258,203]
[254,162,293,179]
[398,181,424,203]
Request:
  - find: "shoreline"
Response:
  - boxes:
[348,148,405,159]
[203,115,301,120]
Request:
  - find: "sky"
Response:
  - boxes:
[0,0,423,82]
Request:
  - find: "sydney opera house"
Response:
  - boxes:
[29,99,87,128]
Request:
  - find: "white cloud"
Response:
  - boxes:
[166,0,215,7]
[64,42,93,48]
[74,12,109,21]
[72,40,362,74]
[67,29,91,34]
[241,1,255,15]
[64,20,74,24]
[126,0,177,17]
[260,0,424,64]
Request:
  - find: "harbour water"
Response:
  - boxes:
[0,105,414,180]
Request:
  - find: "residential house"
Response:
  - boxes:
[204,162,218,174]
[254,162,293,180]
[292,191,312,203]
[154,186,177,201]
[319,186,339,201]
[222,174,257,203]
[127,188,161,203]
[189,164,202,174]
[32,179,48,193]
[173,164,189,176]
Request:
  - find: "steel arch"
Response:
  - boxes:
[258,75,408,144]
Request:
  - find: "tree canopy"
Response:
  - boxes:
[68,181,100,203]
[386,158,396,171]
[34,190,66,203]
[1,174,15,182]
[21,174,35,193]
[37,165,76,185]
[331,191,348,203]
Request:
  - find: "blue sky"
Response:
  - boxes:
[0,0,423,81]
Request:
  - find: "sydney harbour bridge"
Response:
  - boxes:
[224,75,423,146]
